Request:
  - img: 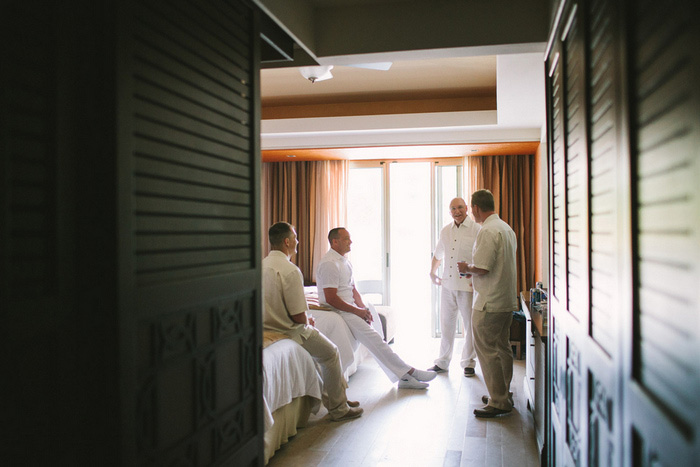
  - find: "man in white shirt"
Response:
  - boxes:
[316,227,437,389]
[458,189,518,418]
[263,222,363,421]
[428,197,480,377]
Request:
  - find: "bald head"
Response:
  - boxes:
[449,197,468,225]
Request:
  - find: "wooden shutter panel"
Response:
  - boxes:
[124,1,263,464]
[131,0,255,286]
[629,0,700,452]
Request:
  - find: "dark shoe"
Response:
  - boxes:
[332,407,363,421]
[481,392,514,405]
[464,367,475,377]
[347,400,360,408]
[428,365,447,373]
[474,405,511,418]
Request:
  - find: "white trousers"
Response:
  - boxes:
[299,328,350,419]
[435,289,476,370]
[472,309,513,410]
[338,305,411,383]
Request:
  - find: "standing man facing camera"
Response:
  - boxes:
[428,197,480,377]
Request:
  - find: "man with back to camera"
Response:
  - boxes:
[457,189,518,418]
[428,197,480,377]
[263,222,363,421]
[316,227,438,389]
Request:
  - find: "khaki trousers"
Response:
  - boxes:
[299,328,349,419]
[472,309,514,410]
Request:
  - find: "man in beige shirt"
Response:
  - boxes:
[263,222,362,421]
[458,190,518,418]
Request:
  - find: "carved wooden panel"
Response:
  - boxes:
[136,293,257,464]
[566,338,582,467]
[588,371,614,467]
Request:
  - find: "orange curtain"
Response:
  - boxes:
[262,160,348,284]
[467,154,534,294]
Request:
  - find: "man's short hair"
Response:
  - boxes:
[471,189,495,211]
[328,227,346,243]
[269,222,293,247]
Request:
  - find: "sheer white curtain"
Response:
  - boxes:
[312,160,348,282]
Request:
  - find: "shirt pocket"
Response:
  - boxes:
[457,238,474,262]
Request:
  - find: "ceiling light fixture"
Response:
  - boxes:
[299,65,334,83]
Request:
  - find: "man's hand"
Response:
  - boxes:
[357,307,373,324]
[430,272,442,285]
[308,315,315,327]
[457,261,472,278]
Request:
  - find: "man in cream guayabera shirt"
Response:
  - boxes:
[263,222,363,422]
[458,189,518,418]
[429,197,480,377]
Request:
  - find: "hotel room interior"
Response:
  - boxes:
[2,0,698,466]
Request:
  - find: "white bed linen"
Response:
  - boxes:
[262,338,322,431]
[309,309,360,376]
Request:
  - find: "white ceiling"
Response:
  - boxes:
[262,56,497,105]
[256,0,549,156]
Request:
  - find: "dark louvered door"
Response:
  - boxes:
[546,0,700,465]
[120,1,263,464]
[2,0,263,464]
[625,0,700,464]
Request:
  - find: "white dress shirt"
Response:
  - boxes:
[433,218,480,292]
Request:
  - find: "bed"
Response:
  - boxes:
[262,331,322,464]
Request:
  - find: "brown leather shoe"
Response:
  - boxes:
[347,400,360,408]
[332,407,363,421]
[474,405,511,418]
[463,367,475,377]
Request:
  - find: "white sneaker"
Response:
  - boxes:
[409,368,437,382]
[398,374,429,389]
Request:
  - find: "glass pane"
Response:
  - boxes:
[389,162,432,339]
[347,166,384,304]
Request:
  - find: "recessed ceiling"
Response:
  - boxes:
[261,55,497,107]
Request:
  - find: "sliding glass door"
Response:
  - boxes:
[347,159,464,339]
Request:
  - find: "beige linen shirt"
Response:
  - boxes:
[262,250,313,343]
[471,214,518,313]
[433,218,480,292]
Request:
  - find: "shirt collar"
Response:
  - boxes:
[268,250,290,260]
[327,248,347,261]
[451,217,472,229]
[483,213,500,224]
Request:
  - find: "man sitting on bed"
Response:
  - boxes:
[263,222,363,422]
[316,227,437,389]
